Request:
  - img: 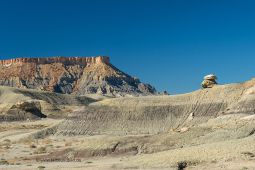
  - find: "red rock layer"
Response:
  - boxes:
[0,56,110,66]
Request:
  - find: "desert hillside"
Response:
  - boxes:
[0,78,255,169]
[55,78,255,136]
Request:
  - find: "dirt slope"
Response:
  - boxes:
[0,86,97,120]
[56,79,255,135]
[1,79,255,169]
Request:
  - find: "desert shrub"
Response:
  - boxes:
[177,161,187,170]
[38,165,46,169]
[65,142,72,147]
[22,137,34,145]
[34,147,47,154]
[0,159,9,165]
[3,139,11,143]
[30,144,37,148]
[2,139,11,148]
[42,139,52,145]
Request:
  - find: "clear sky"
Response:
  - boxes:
[1,0,255,94]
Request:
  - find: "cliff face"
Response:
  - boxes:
[0,56,110,66]
[0,56,156,96]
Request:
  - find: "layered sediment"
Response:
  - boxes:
[0,56,110,66]
[0,56,156,96]
[56,79,255,136]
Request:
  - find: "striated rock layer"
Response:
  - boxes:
[56,78,255,136]
[0,56,156,96]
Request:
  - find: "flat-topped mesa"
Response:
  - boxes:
[0,55,156,96]
[0,56,110,66]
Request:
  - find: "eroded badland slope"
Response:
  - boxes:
[1,78,255,169]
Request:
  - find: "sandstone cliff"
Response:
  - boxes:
[0,56,156,96]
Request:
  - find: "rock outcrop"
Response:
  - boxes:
[201,74,218,88]
[0,86,97,121]
[0,56,156,96]
[5,101,47,121]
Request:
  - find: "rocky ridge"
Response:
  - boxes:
[0,56,156,96]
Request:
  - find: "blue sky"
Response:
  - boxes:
[1,0,255,94]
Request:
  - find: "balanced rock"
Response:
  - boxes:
[201,74,218,88]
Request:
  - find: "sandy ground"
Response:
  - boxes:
[0,114,254,170]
